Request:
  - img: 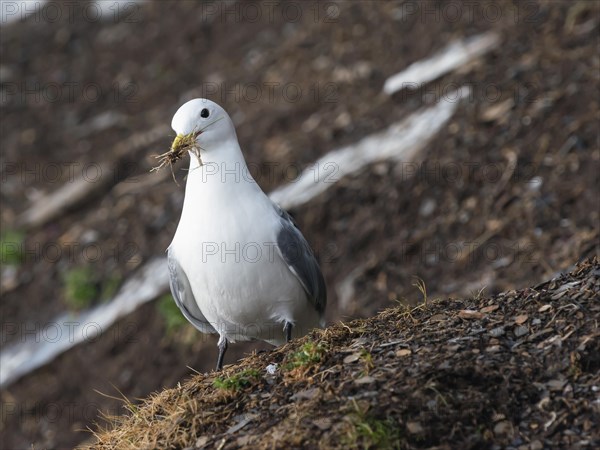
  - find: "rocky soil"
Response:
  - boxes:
[89,259,600,449]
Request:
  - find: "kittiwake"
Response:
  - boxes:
[166,98,327,370]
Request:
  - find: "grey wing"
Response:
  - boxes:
[167,249,216,334]
[275,206,327,315]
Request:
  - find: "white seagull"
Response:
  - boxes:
[166,98,327,370]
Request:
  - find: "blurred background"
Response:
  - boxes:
[1,1,598,448]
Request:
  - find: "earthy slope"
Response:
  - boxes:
[88,258,599,449]
[2,2,599,448]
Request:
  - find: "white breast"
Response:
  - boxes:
[169,158,319,344]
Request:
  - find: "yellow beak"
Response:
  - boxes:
[171,131,201,153]
[171,134,185,152]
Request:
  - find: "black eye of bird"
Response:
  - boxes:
[200,108,210,118]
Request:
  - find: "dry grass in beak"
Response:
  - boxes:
[151,131,202,182]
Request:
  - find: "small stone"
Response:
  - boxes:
[493,420,512,436]
[514,325,529,337]
[481,99,514,122]
[429,313,446,322]
[334,111,351,128]
[492,412,506,422]
[195,436,209,447]
[530,440,543,450]
[313,418,332,430]
[343,354,360,364]
[459,310,484,320]
[396,349,411,357]
[419,198,436,217]
[406,421,424,434]
[514,314,529,325]
[489,326,505,337]
[546,379,566,391]
[355,376,376,385]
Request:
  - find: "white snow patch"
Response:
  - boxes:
[383,31,500,95]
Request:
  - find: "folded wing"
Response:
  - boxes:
[274,206,327,316]
[167,249,217,334]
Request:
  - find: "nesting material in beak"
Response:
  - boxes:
[152,131,202,178]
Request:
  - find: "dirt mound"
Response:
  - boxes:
[89,258,599,449]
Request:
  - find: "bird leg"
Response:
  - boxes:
[283,321,293,343]
[216,338,228,371]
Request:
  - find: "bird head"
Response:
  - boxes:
[169,98,239,164]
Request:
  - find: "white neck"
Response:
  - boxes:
[171,139,275,251]
[180,141,261,214]
[187,139,256,183]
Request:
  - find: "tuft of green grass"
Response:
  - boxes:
[345,404,403,449]
[63,266,97,310]
[0,229,25,266]
[353,417,402,449]
[285,341,327,369]
[100,273,122,301]
[62,267,122,310]
[359,348,374,374]
[213,369,261,390]
[157,294,189,335]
